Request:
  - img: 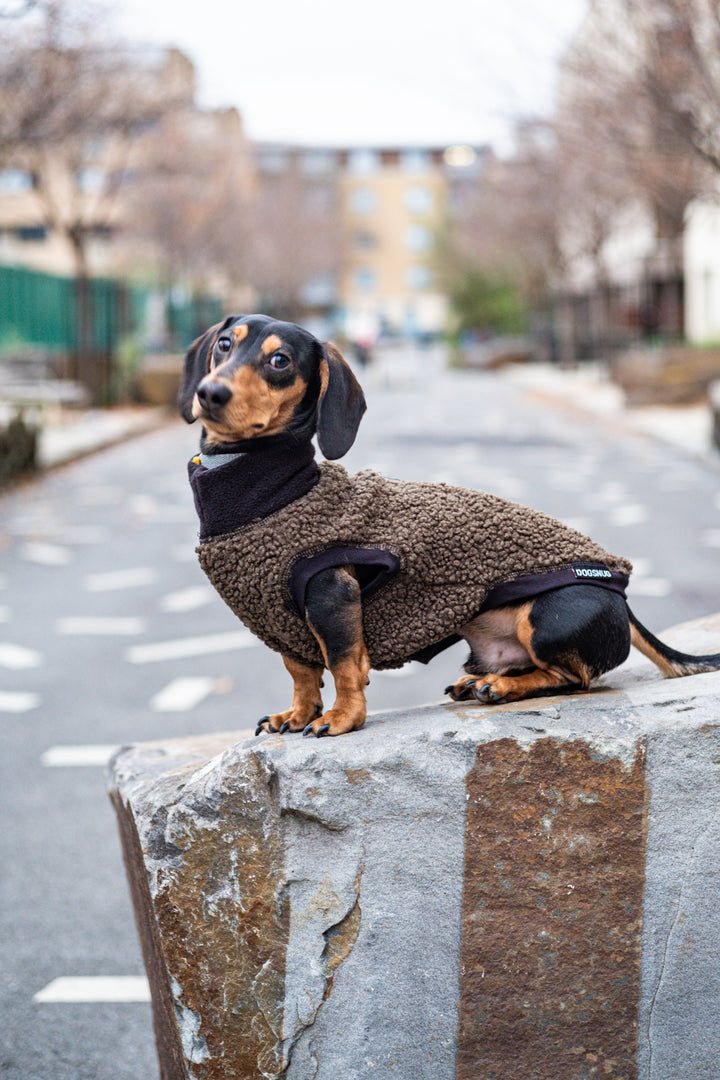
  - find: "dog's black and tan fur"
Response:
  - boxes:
[180,314,720,737]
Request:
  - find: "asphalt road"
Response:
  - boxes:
[3,349,720,1079]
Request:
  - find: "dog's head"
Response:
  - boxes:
[178,314,366,460]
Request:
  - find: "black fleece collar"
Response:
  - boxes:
[188,440,320,540]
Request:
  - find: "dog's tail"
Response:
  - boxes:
[627,605,720,677]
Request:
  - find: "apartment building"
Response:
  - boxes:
[255,142,488,341]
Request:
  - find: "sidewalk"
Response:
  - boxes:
[36,405,169,468]
[503,360,717,463]
[8,357,719,472]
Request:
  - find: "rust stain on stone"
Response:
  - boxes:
[344,767,371,786]
[152,753,289,1079]
[457,737,648,1080]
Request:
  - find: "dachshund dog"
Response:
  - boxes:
[179,314,720,737]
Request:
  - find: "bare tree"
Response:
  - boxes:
[126,106,255,297]
[247,161,341,321]
[0,0,190,279]
[559,0,714,267]
[442,123,567,316]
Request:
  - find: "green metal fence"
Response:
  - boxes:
[0,263,224,401]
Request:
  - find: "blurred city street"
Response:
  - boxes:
[3,345,720,1078]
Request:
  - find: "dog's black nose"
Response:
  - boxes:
[197,380,232,411]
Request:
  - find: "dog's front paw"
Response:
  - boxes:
[255,703,323,737]
[444,676,478,701]
[302,707,366,738]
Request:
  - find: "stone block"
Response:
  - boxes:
[109,616,720,1080]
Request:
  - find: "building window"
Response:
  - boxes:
[257,148,287,174]
[302,150,336,175]
[401,149,430,173]
[0,169,34,195]
[12,225,47,242]
[350,187,378,215]
[404,225,432,253]
[355,230,377,251]
[406,264,432,290]
[404,185,433,214]
[354,267,377,292]
[348,149,380,174]
[76,167,106,195]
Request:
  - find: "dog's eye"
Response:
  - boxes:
[216,337,232,354]
[268,352,292,370]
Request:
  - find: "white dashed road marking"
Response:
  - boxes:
[83,567,157,592]
[700,529,720,548]
[126,630,257,664]
[0,643,43,669]
[56,616,146,635]
[34,977,150,1003]
[0,691,41,713]
[150,676,216,712]
[628,578,672,597]
[159,586,215,613]
[20,542,72,565]
[609,504,647,527]
[41,745,119,767]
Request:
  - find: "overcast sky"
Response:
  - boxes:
[115,0,588,151]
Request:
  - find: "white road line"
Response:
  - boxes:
[57,525,109,545]
[629,578,672,597]
[34,976,150,1003]
[172,545,196,562]
[83,567,157,592]
[609,504,648,527]
[126,630,257,664]
[150,676,216,712]
[20,541,72,565]
[159,586,215,613]
[56,616,146,635]
[77,485,123,506]
[700,529,720,548]
[0,691,41,713]
[560,516,593,534]
[41,744,119,767]
[0,643,43,669]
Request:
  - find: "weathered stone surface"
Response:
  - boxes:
[108,616,720,1080]
[459,737,646,1080]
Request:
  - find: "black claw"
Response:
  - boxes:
[316,724,330,738]
[255,720,267,736]
[303,723,315,736]
[279,722,290,734]
[445,679,475,700]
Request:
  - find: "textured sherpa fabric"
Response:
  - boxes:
[195,461,633,670]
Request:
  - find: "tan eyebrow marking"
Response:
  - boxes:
[232,324,249,342]
[261,333,283,356]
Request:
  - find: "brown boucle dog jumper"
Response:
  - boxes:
[190,450,632,671]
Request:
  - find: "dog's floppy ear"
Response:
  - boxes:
[178,317,234,423]
[316,342,367,459]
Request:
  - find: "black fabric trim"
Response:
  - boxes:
[287,546,403,616]
[409,563,630,665]
[188,440,320,540]
[478,563,629,611]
